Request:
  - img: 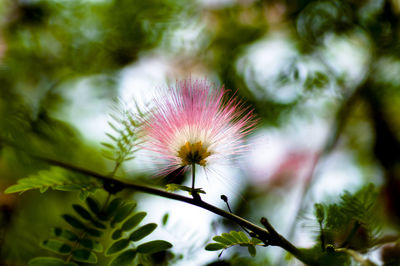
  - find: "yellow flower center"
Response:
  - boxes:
[177,141,211,166]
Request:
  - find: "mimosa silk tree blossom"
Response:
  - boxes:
[141,79,256,191]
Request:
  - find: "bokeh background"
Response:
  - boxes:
[0,0,400,265]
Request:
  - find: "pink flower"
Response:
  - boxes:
[142,79,256,176]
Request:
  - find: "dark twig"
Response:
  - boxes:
[221,195,252,235]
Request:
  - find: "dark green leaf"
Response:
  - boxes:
[113,203,136,224]
[89,218,106,229]
[80,238,103,252]
[106,198,123,218]
[85,227,103,237]
[112,229,123,240]
[248,245,256,257]
[51,227,78,241]
[121,212,146,232]
[40,239,72,254]
[73,204,92,220]
[29,257,69,266]
[205,243,225,251]
[72,249,97,264]
[136,240,172,254]
[109,249,137,266]
[106,239,130,256]
[62,214,86,230]
[129,223,157,242]
[86,197,100,216]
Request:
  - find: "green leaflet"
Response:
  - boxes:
[129,223,157,242]
[71,249,97,263]
[109,249,137,266]
[79,239,103,252]
[106,239,130,256]
[51,227,78,241]
[40,239,72,255]
[205,243,225,251]
[86,197,101,217]
[121,212,146,231]
[112,229,123,240]
[112,202,137,225]
[4,167,102,195]
[206,231,262,257]
[136,240,173,254]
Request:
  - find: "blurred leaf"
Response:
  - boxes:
[112,202,137,224]
[62,214,86,230]
[221,232,237,244]
[136,240,172,254]
[85,227,103,238]
[86,197,101,216]
[162,213,169,226]
[72,204,92,220]
[71,249,97,264]
[248,245,256,257]
[80,238,103,252]
[4,167,101,194]
[213,236,232,245]
[40,239,72,254]
[205,243,225,251]
[106,198,123,218]
[112,229,123,240]
[109,249,137,266]
[238,231,250,242]
[106,239,130,256]
[51,227,78,241]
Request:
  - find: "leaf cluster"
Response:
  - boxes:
[4,167,102,200]
[317,184,380,251]
[29,196,172,266]
[101,102,143,169]
[205,231,263,257]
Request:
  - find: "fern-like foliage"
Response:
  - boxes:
[29,196,172,266]
[4,167,102,200]
[205,231,263,257]
[317,184,380,252]
[101,101,143,169]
